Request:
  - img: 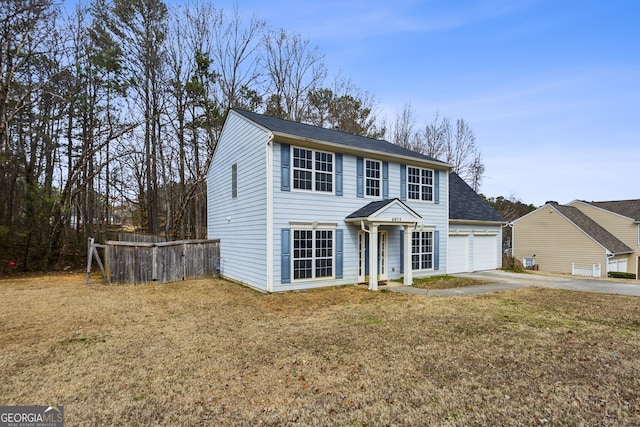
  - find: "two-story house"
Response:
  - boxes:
[207,109,504,292]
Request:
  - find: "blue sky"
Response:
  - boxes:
[227,0,639,206]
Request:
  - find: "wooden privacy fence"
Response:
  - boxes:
[105,239,220,284]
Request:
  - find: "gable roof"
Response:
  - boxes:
[345,198,422,222]
[231,109,452,168]
[449,172,505,223]
[580,199,640,222]
[549,203,633,255]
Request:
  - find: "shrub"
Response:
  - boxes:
[608,271,637,280]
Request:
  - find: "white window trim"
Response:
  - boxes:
[290,222,337,282]
[407,166,435,203]
[411,229,435,271]
[291,146,335,195]
[364,158,382,199]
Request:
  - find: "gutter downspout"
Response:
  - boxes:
[266,133,274,292]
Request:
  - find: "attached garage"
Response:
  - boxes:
[448,229,501,273]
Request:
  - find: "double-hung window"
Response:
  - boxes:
[292,147,333,192]
[412,231,433,270]
[408,167,433,201]
[365,159,381,197]
[293,228,334,280]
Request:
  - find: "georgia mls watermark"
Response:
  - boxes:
[0,406,64,427]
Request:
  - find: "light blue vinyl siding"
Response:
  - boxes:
[208,110,451,292]
[271,147,449,290]
[207,112,269,291]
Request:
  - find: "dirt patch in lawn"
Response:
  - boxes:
[1,274,640,426]
[411,274,490,290]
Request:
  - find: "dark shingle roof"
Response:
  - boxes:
[346,198,421,220]
[232,109,450,167]
[449,172,505,223]
[551,203,633,254]
[583,199,640,221]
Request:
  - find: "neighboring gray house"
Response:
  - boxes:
[207,109,504,292]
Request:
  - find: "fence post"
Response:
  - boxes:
[86,238,94,285]
[152,245,158,282]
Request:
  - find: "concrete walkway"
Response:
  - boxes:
[384,270,640,297]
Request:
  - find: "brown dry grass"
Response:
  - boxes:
[411,275,489,290]
[1,274,640,426]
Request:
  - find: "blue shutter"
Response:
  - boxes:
[434,230,440,270]
[281,144,290,192]
[434,169,440,204]
[364,236,369,275]
[281,228,291,283]
[400,164,406,201]
[335,229,343,279]
[399,229,404,274]
[335,154,343,196]
[382,161,389,199]
[356,157,364,197]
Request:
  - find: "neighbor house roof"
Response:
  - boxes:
[449,172,505,223]
[581,199,640,222]
[231,109,452,168]
[550,203,633,255]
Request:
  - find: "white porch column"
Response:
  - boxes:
[403,225,413,286]
[368,224,378,290]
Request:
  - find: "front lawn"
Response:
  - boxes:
[1,274,639,425]
[411,274,489,290]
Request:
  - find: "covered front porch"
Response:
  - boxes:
[345,198,422,291]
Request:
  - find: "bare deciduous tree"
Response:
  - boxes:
[390,109,486,191]
[262,28,326,122]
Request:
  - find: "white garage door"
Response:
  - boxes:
[608,258,627,273]
[473,235,498,271]
[448,235,469,274]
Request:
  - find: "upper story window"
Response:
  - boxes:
[408,166,433,201]
[292,147,333,192]
[365,159,381,197]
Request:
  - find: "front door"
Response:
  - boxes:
[358,230,387,282]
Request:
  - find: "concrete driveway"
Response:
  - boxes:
[385,270,640,297]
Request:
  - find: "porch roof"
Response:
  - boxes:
[345,198,422,224]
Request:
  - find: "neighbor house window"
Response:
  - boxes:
[407,167,433,201]
[293,229,333,280]
[412,231,433,270]
[365,159,381,197]
[292,147,333,192]
[231,163,237,198]
[523,257,535,268]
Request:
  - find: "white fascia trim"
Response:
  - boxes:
[473,229,499,236]
[266,132,275,293]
